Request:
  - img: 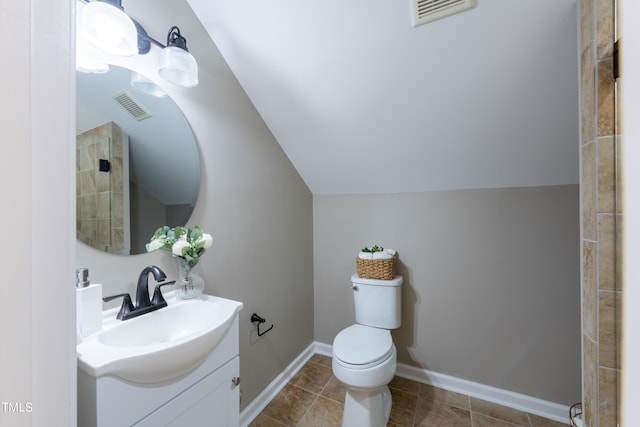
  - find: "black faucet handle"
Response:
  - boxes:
[103,293,135,320]
[151,281,176,306]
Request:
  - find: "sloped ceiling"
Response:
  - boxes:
[187,0,579,195]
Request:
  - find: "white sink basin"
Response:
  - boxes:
[77,293,243,384]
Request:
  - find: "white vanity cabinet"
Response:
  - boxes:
[78,316,241,427]
[135,355,239,426]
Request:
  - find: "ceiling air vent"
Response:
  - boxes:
[411,0,476,27]
[112,90,152,121]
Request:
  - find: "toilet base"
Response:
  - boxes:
[341,385,392,427]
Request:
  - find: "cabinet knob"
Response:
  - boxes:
[231,377,241,388]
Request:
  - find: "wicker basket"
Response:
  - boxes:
[356,254,397,280]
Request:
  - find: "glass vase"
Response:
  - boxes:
[175,258,205,299]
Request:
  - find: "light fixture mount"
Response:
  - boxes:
[166,26,189,51]
[133,20,151,54]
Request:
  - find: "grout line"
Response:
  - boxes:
[263,413,289,427]
[293,360,334,426]
[526,412,533,427]
[297,392,321,427]
[409,389,419,427]
[471,411,521,427]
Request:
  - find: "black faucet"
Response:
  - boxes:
[103,265,175,321]
[136,265,167,309]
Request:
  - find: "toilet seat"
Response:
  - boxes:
[333,325,394,369]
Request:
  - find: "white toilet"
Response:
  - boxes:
[332,274,403,427]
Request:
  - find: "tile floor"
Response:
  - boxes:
[249,354,570,427]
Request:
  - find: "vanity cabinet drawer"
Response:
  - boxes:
[135,356,239,427]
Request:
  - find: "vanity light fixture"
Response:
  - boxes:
[76,59,110,74]
[79,0,199,87]
[130,71,168,98]
[80,0,138,56]
[158,27,199,88]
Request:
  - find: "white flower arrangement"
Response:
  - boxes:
[146,225,213,267]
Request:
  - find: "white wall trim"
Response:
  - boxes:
[239,343,316,427]
[314,341,333,358]
[241,342,570,425]
[395,364,570,424]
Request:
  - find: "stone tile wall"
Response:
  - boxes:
[76,122,126,255]
[578,0,621,425]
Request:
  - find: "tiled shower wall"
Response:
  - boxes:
[579,0,621,426]
[76,122,126,255]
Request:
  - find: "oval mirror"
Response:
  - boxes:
[76,65,200,255]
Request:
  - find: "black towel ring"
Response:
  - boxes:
[251,313,274,336]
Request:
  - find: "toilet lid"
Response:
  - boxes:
[333,325,393,366]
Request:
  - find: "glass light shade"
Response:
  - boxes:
[76,60,110,74]
[158,47,199,87]
[81,1,138,57]
[130,72,168,98]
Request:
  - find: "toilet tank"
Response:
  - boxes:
[351,274,403,329]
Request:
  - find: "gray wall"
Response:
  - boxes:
[314,185,581,405]
[130,183,166,254]
[76,0,314,410]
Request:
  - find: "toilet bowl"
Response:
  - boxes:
[332,274,402,427]
[332,325,398,426]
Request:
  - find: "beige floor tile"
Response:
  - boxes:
[290,362,334,394]
[297,396,343,427]
[309,353,333,368]
[262,384,318,426]
[389,376,422,395]
[321,376,347,403]
[253,354,557,427]
[249,413,289,427]
[470,398,530,425]
[471,413,520,427]
[527,413,570,427]
[389,387,419,425]
[415,398,472,427]
[420,384,470,410]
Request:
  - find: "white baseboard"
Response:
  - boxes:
[240,342,570,425]
[395,363,570,424]
[314,341,333,358]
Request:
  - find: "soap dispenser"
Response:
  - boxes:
[76,268,102,338]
